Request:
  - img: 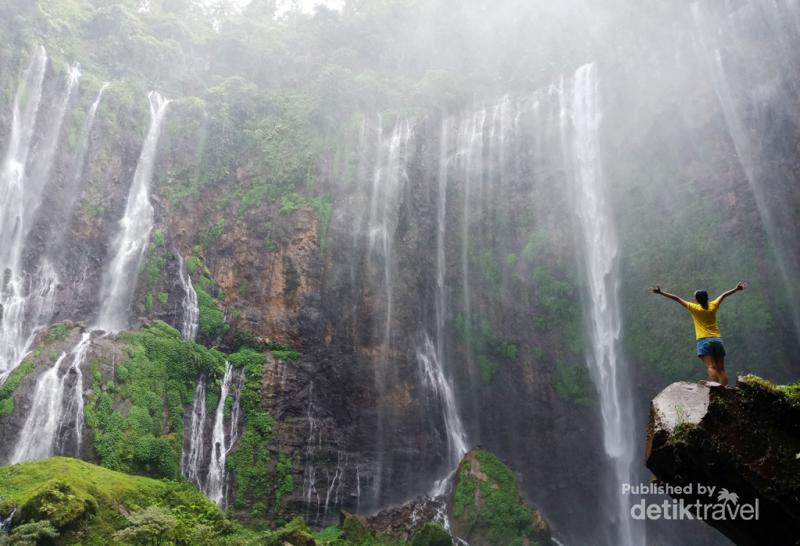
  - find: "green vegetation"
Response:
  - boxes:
[451,449,548,546]
[196,276,227,340]
[47,322,71,342]
[410,523,451,546]
[226,348,273,517]
[273,455,294,514]
[271,349,302,361]
[4,519,59,545]
[455,314,517,384]
[84,321,226,479]
[0,361,34,417]
[0,457,226,546]
[143,238,168,313]
[553,360,592,406]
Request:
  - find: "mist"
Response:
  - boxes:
[0,1,798,545]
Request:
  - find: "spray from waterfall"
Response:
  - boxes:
[426,117,469,496]
[182,376,207,486]
[96,91,170,333]
[691,1,800,338]
[0,46,48,381]
[205,362,243,506]
[363,119,412,503]
[0,57,80,382]
[10,333,91,463]
[560,63,641,546]
[178,255,200,341]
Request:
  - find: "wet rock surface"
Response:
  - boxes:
[646,378,800,546]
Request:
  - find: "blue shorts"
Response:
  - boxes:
[697,337,726,358]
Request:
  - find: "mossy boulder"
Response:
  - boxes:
[448,448,551,546]
[646,377,800,545]
[339,512,371,543]
[0,457,226,545]
[19,479,97,529]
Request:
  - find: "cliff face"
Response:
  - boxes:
[1,1,800,543]
[645,378,800,545]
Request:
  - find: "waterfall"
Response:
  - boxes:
[0,508,15,534]
[691,0,800,338]
[45,81,108,256]
[0,46,48,381]
[177,255,199,341]
[418,334,468,496]
[95,92,170,333]
[182,376,207,486]
[425,117,468,495]
[205,362,243,506]
[25,62,82,217]
[69,83,109,191]
[456,108,487,393]
[302,382,322,520]
[0,55,80,382]
[56,333,91,455]
[363,119,412,502]
[561,63,641,546]
[10,333,91,463]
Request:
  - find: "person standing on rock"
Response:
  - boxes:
[648,282,748,386]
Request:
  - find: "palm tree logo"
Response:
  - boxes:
[717,488,739,505]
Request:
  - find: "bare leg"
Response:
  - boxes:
[714,355,728,386]
[702,355,719,383]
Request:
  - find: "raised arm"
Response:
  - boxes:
[715,281,747,305]
[648,285,688,308]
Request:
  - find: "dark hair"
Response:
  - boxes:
[694,290,709,310]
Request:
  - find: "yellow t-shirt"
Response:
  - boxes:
[686,299,721,339]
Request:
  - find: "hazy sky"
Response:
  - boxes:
[275,0,345,15]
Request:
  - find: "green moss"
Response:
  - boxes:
[0,457,225,546]
[271,349,301,361]
[274,455,294,512]
[553,360,592,406]
[227,349,273,515]
[0,360,35,417]
[410,523,451,546]
[670,422,698,446]
[455,315,517,384]
[84,321,225,479]
[451,450,547,546]
[47,322,71,342]
[185,255,201,275]
[196,278,227,339]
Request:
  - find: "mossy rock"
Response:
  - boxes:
[339,512,370,543]
[19,479,97,530]
[411,522,452,546]
[0,457,225,545]
[449,449,551,546]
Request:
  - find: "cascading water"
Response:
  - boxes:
[10,333,91,463]
[178,254,200,341]
[44,82,109,256]
[425,117,469,496]
[0,46,49,381]
[561,63,641,546]
[205,362,243,506]
[691,0,800,338]
[56,333,91,456]
[456,108,487,396]
[363,119,412,502]
[96,91,170,333]
[25,62,82,214]
[182,376,207,486]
